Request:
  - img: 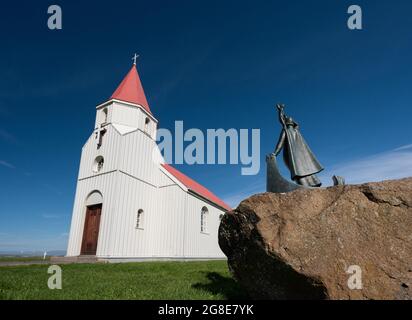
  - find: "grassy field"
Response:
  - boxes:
[0,260,248,300]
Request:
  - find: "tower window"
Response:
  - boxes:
[102,108,108,124]
[145,117,150,133]
[136,209,144,229]
[97,129,106,149]
[201,206,209,233]
[93,156,104,173]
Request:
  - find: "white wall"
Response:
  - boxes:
[117,128,163,187]
[101,175,186,258]
[183,193,226,258]
[78,126,122,179]
[66,171,119,256]
[95,101,157,138]
[68,118,226,259]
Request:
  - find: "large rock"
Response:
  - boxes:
[219,178,412,300]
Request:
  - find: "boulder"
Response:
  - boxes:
[219,178,412,300]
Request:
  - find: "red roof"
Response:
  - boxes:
[110,65,152,114]
[161,163,231,211]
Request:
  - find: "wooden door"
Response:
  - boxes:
[81,204,102,255]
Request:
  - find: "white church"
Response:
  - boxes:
[66,61,231,261]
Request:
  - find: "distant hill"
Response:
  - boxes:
[0,250,66,257]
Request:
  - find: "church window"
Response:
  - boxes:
[145,117,150,133]
[201,206,209,233]
[93,156,104,173]
[97,129,106,149]
[102,108,108,124]
[136,209,144,229]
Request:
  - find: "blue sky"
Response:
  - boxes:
[1,0,412,252]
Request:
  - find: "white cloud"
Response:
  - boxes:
[394,144,412,151]
[223,144,412,208]
[320,144,412,185]
[0,129,18,144]
[0,160,16,169]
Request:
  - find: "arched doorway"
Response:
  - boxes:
[81,191,103,255]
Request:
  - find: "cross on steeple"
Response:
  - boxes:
[132,53,139,65]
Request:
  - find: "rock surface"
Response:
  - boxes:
[219,178,412,300]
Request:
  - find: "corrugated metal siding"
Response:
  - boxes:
[67,120,226,259]
[103,174,184,257]
[78,127,123,179]
[66,171,119,256]
[111,101,157,139]
[111,102,140,129]
[118,128,160,187]
[183,194,226,258]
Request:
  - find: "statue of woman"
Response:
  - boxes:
[274,104,323,187]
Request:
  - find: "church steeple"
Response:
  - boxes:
[110,63,151,115]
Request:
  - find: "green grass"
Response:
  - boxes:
[0,260,248,300]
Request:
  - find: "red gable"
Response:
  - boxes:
[161,163,231,212]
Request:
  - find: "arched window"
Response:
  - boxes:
[201,206,209,233]
[136,209,144,229]
[93,156,104,173]
[85,190,103,206]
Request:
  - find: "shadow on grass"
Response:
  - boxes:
[192,272,249,300]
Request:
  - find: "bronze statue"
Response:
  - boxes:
[273,104,323,187]
[266,104,344,193]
